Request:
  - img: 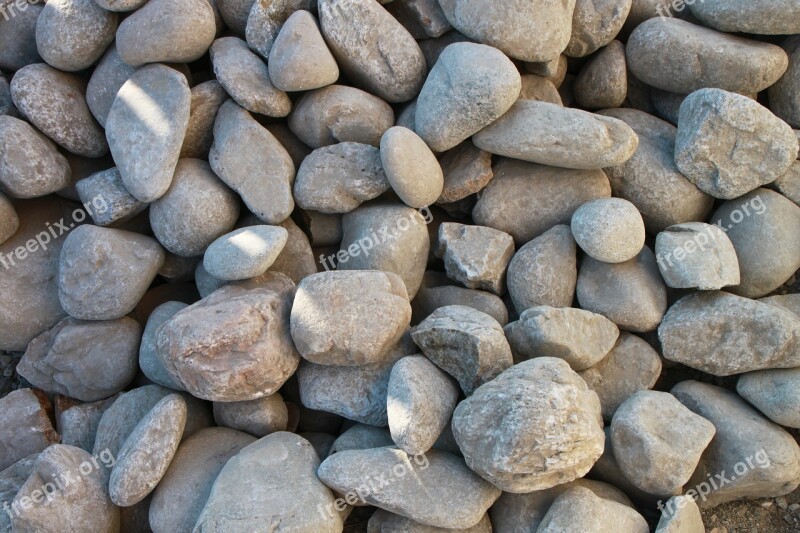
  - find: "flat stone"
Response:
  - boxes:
[573,40,627,109]
[536,486,648,533]
[139,301,187,390]
[181,80,228,159]
[75,167,148,227]
[436,222,515,295]
[246,0,315,58]
[689,0,800,35]
[571,197,645,263]
[203,226,288,281]
[566,0,632,57]
[655,222,740,290]
[213,393,288,437]
[381,126,443,208]
[0,389,59,470]
[738,368,800,429]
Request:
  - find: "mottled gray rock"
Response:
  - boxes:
[0,389,59,471]
[217,0,255,34]
[85,44,136,128]
[474,100,638,170]
[453,357,604,492]
[0,2,42,71]
[203,225,288,281]
[181,81,228,159]
[626,18,789,95]
[75,168,147,227]
[437,141,493,204]
[139,301,187,390]
[656,495,705,533]
[318,0,426,103]
[369,510,490,532]
[567,0,631,57]
[0,74,14,117]
[436,223,514,295]
[574,40,627,109]
[770,36,800,129]
[210,100,295,224]
[381,126,444,208]
[245,0,314,58]
[411,305,512,395]
[675,89,798,199]
[689,0,800,35]
[58,225,165,321]
[738,368,800,429]
[106,64,191,202]
[571,197,645,263]
[36,0,117,72]
[57,396,118,452]
[0,115,71,198]
[761,293,800,317]
[411,276,508,326]
[196,432,343,532]
[319,447,500,528]
[536,486,648,533]
[213,393,288,437]
[655,222,740,290]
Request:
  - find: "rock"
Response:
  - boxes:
[291,270,411,366]
[573,40,627,109]
[0,74,14,117]
[384,0,452,39]
[656,495,705,533]
[473,100,638,169]
[438,0,574,62]
[181,80,228,159]
[35,0,117,72]
[210,100,295,224]
[203,226,288,281]
[94,0,148,10]
[109,394,187,507]
[85,44,136,128]
[689,0,800,35]
[17,316,139,402]
[536,486,648,533]
[11,445,119,532]
[337,203,430,298]
[369,509,491,532]
[655,222,740,290]
[505,306,619,370]
[330,423,394,453]
[210,37,291,117]
[571,198,645,263]
[761,293,800,317]
[387,356,459,455]
[577,247,668,332]
[217,0,255,35]
[738,368,800,429]
[58,225,165,321]
[436,222,515,295]
[671,381,800,507]
[452,357,605,492]
[0,389,59,470]
[116,0,216,66]
[711,189,800,298]
[567,0,632,57]
[675,89,798,199]
[0,115,71,198]
[106,64,191,202]
[506,225,577,313]
[75,168,148,227]
[519,74,563,105]
[57,396,117,452]
[416,42,521,152]
[411,305,512,395]
[289,85,394,148]
[411,276,509,326]
[196,432,343,532]
[0,454,39,533]
[770,36,800,129]
[381,126,444,208]
[318,0,426,103]
[149,427,256,532]
[268,10,340,92]
[611,391,716,497]
[245,0,314,58]
[774,160,800,206]
[0,1,42,71]
[139,301,187,390]
[0,192,17,244]
[156,284,300,402]
[473,158,611,244]
[213,393,288,437]
[294,142,390,213]
[319,447,500,529]
[436,142,493,204]
[626,18,789,95]
[10,63,108,157]
[263,216,317,284]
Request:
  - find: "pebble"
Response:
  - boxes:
[437,141,493,204]
[737,368,800,429]
[57,395,118,452]
[655,222,740,290]
[537,486,648,533]
[217,0,255,35]
[203,225,288,281]
[573,40,627,109]
[0,2,43,71]
[369,509,491,532]
[266,217,318,284]
[411,274,509,326]
[385,0,452,39]
[85,44,137,128]
[567,0,632,57]
[519,74,563,105]
[181,80,228,159]
[213,393,288,437]
[381,126,444,208]
[330,423,393,454]
[0,193,17,244]
[571,197,646,264]
[245,0,314,58]
[0,389,59,470]
[690,0,800,35]
[75,167,148,227]
[435,222,515,295]
[0,115,71,198]
[775,160,800,206]
[138,301,187,390]
[770,36,800,129]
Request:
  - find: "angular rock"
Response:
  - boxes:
[738,368,800,429]
[437,141,493,204]
[57,395,118,453]
[213,393,288,437]
[411,276,509,326]
[0,389,59,471]
[655,222,740,290]
[181,80,228,159]
[436,223,515,295]
[381,126,444,208]
[571,197,645,263]
[75,168,148,227]
[536,486,648,533]
[0,115,70,199]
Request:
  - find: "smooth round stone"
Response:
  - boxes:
[656,495,705,533]
[573,40,627,110]
[416,42,521,152]
[566,0,632,58]
[655,222,740,290]
[213,393,288,437]
[218,0,256,35]
[738,368,800,429]
[116,0,216,66]
[571,198,645,264]
[0,115,71,198]
[381,126,444,208]
[94,0,149,10]
[690,0,800,35]
[75,167,148,227]
[289,85,394,148]
[10,63,108,157]
[203,226,289,281]
[181,81,228,159]
[106,64,191,202]
[149,158,240,257]
[139,301,187,390]
[537,486,648,532]
[0,2,43,71]
[318,0,426,103]
[770,36,800,129]
[36,0,117,72]
[0,192,18,244]
[263,217,317,284]
[86,44,137,128]
[626,18,789,95]
[246,0,315,58]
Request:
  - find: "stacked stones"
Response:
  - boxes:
[0,0,799,531]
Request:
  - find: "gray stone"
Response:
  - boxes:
[57,396,118,452]
[203,225,288,281]
[436,222,515,295]
[769,36,800,129]
[245,0,315,58]
[571,197,645,263]
[525,54,568,86]
[139,301,187,390]
[75,168,148,227]
[411,275,509,326]
[94,0,148,10]
[573,40,627,109]
[0,454,38,533]
[217,0,255,34]
[436,142,493,205]
[181,80,228,159]
[36,0,117,72]
[0,389,59,471]
[0,2,42,71]
[85,44,137,128]
[567,0,632,57]
[656,495,705,533]
[0,115,71,198]
[0,192,16,244]
[330,423,394,454]
[519,74,563,105]
[774,160,800,206]
[213,393,288,437]
[761,293,800,318]
[655,222,740,290]
[453,357,605,492]
[689,0,800,35]
[381,126,444,208]
[651,88,685,125]
[536,486,648,533]
[0,74,14,117]
[738,368,800,429]
[384,0,451,39]
[369,510,490,532]
[106,64,191,202]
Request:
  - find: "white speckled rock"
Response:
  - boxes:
[36,0,117,72]
[571,198,645,263]
[381,126,443,208]
[203,225,289,281]
[655,222,740,290]
[435,222,515,295]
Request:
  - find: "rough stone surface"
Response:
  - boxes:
[411,276,509,326]
[0,389,59,471]
[567,0,632,57]
[436,222,515,295]
[437,141,493,204]
[245,0,315,58]
[655,222,740,290]
[213,393,288,437]
[57,395,118,452]
[36,0,117,72]
[0,2,43,71]
[75,167,148,227]
[656,495,705,533]
[571,197,646,263]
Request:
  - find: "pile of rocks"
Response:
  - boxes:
[1,0,800,531]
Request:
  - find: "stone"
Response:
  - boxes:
[761,293,800,317]
[94,0,148,10]
[210,100,295,224]
[17,316,140,402]
[294,142,390,213]
[156,284,300,402]
[369,509,491,532]
[577,247,668,332]
[567,0,632,57]
[289,85,394,148]
[0,389,59,470]
[675,89,798,200]
[0,74,14,117]
[571,198,645,263]
[656,495,705,533]
[0,115,71,198]
[505,306,619,371]
[57,396,118,452]
[473,159,611,244]
[58,225,165,321]
[264,216,317,284]
[626,18,789,95]
[589,426,662,506]
[85,44,136,128]
[655,222,740,290]
[387,356,459,455]
[738,368,800,429]
[10,63,108,157]
[411,305,512,395]
[381,126,444,208]
[318,0,426,103]
[0,454,39,532]
[0,1,42,71]
[573,40,627,109]
[769,36,800,129]
[0,192,16,244]
[106,64,191,202]
[436,142,492,205]
[536,486,648,533]
[109,394,187,507]
[291,270,411,366]
[519,74,563,105]
[210,37,291,117]
[384,0,452,39]
[452,357,605,492]
[75,168,148,227]
[330,423,394,453]
[268,10,340,92]
[203,226,288,281]
[671,381,800,507]
[436,223,515,295]
[473,100,638,170]
[196,432,343,532]
[775,160,800,205]
[115,0,216,66]
[181,80,228,159]
[415,42,521,152]
[689,0,800,35]
[213,393,288,437]
[245,0,314,58]
[411,276,508,326]
[139,301,187,390]
[318,447,500,529]
[217,0,255,35]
